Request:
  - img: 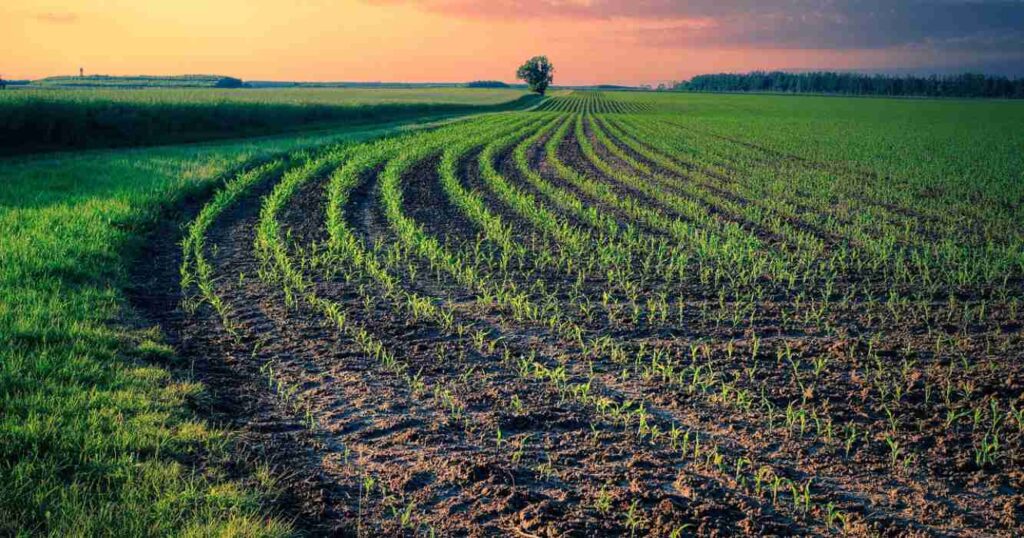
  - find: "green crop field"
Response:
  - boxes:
[0,87,536,153]
[2,86,532,106]
[2,89,1023,536]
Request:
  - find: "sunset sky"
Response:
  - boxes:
[3,0,1023,85]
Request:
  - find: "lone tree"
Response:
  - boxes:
[516,56,554,95]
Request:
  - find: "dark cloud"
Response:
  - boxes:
[365,0,1024,52]
[35,12,80,24]
[704,1,1024,51]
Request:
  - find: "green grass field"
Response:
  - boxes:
[3,89,1022,535]
[3,86,531,105]
[0,87,535,153]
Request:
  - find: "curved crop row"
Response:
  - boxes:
[169,97,1023,535]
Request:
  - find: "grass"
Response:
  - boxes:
[0,112,484,537]
[0,87,536,153]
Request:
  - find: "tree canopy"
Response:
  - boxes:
[516,56,554,95]
[466,80,510,88]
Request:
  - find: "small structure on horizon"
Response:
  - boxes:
[79,67,84,78]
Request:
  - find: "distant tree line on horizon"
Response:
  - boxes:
[466,80,510,88]
[26,74,245,89]
[664,71,1024,99]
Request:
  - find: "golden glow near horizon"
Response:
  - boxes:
[0,0,994,85]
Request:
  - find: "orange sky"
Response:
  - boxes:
[2,0,1016,85]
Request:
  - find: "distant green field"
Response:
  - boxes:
[4,86,531,105]
[0,87,535,153]
[609,91,1024,213]
[27,74,240,89]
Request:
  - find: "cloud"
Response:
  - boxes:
[35,12,80,24]
[364,0,1024,52]
[362,0,719,20]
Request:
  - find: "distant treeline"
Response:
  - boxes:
[466,80,510,88]
[28,75,244,89]
[0,93,540,154]
[674,71,1024,99]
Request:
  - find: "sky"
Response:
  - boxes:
[3,0,1023,85]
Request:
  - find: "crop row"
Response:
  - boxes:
[177,99,1022,534]
[534,91,656,114]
